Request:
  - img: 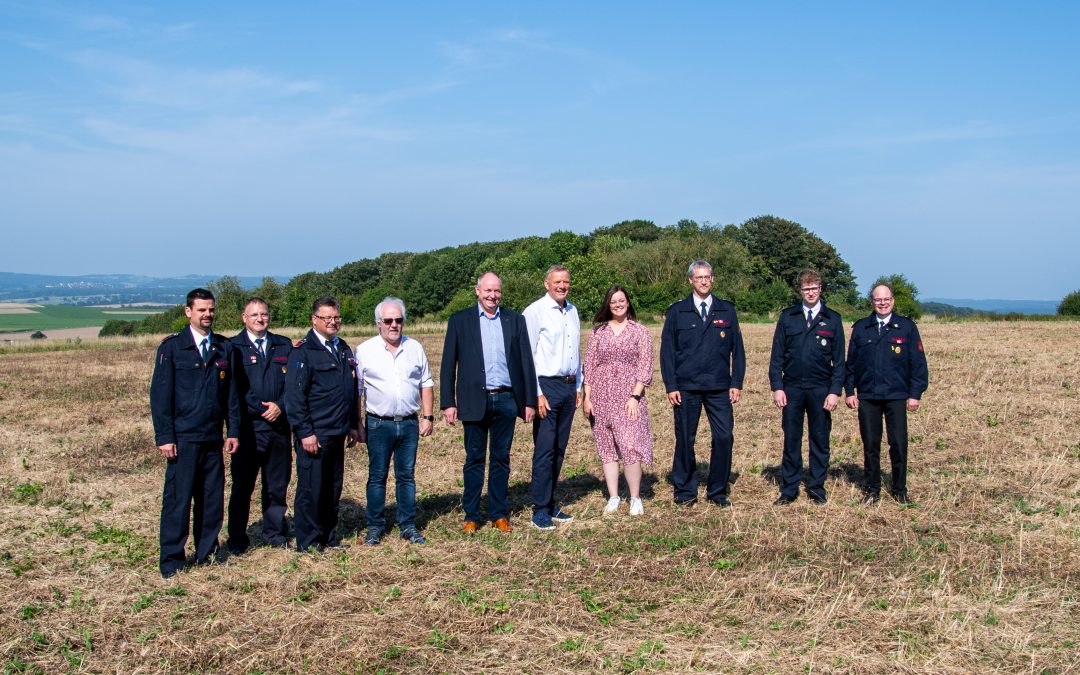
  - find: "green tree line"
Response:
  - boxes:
[101,215,863,336]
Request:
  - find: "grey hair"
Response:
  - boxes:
[545,264,569,281]
[688,260,713,277]
[374,296,407,323]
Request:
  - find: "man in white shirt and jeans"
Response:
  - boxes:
[523,265,582,530]
[355,297,434,545]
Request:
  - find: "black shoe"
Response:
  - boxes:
[708,497,732,508]
[363,530,382,546]
[808,493,828,505]
[267,538,290,549]
[773,494,797,506]
[674,497,698,507]
[160,567,180,579]
[861,492,880,505]
[891,491,910,505]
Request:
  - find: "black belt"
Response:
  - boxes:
[540,375,576,384]
[485,386,513,394]
[366,412,417,421]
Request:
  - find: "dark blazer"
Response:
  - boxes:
[844,313,928,400]
[150,329,241,446]
[230,331,292,433]
[441,305,538,421]
[285,329,359,438]
[768,303,846,394]
[660,294,746,392]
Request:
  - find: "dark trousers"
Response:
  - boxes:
[462,391,518,523]
[365,416,419,533]
[671,389,734,503]
[531,378,576,515]
[780,387,832,499]
[293,433,345,551]
[227,428,292,550]
[858,398,909,495]
[159,440,224,576]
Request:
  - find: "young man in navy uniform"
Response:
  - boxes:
[769,269,846,505]
[660,259,746,507]
[150,288,241,578]
[285,296,360,552]
[845,283,928,504]
[226,297,293,554]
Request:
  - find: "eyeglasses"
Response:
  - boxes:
[380,317,404,325]
[245,313,269,319]
[314,315,342,323]
[872,298,894,304]
[800,286,821,293]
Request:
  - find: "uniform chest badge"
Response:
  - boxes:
[820,338,828,347]
[281,366,287,374]
[219,370,226,379]
[719,330,726,338]
[892,345,902,354]
[250,355,258,364]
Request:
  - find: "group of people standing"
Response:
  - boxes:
[149,261,928,578]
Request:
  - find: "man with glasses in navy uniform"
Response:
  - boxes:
[285,296,360,552]
[226,297,293,554]
[845,283,928,505]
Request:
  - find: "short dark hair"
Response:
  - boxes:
[592,285,636,325]
[243,296,268,311]
[311,296,339,315]
[186,288,215,307]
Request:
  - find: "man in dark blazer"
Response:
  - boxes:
[660,260,746,508]
[769,268,846,505]
[845,283,928,504]
[226,297,293,554]
[441,272,537,533]
[150,288,241,578]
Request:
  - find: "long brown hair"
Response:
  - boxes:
[592,285,636,325]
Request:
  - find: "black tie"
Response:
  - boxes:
[806,310,813,328]
[878,320,885,335]
[200,337,209,361]
[327,340,338,361]
[700,301,707,321]
[255,337,265,357]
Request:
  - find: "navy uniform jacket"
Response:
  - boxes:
[440,306,538,421]
[844,313,928,400]
[285,329,359,438]
[150,330,241,446]
[230,331,292,434]
[768,304,846,394]
[660,295,746,392]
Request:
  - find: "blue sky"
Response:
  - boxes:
[1,2,1077,300]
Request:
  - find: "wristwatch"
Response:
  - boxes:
[423,415,435,421]
[631,393,644,401]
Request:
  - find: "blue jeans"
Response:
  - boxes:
[462,391,518,522]
[365,416,418,532]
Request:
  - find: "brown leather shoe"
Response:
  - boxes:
[490,518,513,533]
[463,521,478,534]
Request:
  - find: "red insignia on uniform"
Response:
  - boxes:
[917,341,923,352]
[295,340,303,347]
[816,330,833,336]
[713,320,729,326]
[894,338,904,344]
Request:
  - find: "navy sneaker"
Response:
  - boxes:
[530,512,556,531]
[363,530,382,546]
[400,528,426,545]
[550,508,573,524]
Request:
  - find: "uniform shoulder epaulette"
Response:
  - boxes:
[160,332,180,343]
[294,338,308,348]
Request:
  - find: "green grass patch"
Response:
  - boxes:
[0,305,165,332]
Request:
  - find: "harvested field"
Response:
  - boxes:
[0,322,1078,673]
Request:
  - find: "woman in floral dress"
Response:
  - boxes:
[582,286,654,516]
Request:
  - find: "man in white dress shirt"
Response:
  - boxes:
[355,297,434,546]
[522,265,582,531]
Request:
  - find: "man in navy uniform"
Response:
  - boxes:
[769,268,845,505]
[845,283,928,505]
[660,259,746,507]
[226,297,293,554]
[441,272,537,534]
[150,288,241,578]
[285,296,360,552]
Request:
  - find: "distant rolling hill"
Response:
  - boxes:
[0,272,288,305]
[924,298,1058,315]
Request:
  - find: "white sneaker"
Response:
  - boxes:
[629,497,644,516]
[604,496,621,514]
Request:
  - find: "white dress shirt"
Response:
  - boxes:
[522,294,582,395]
[354,335,434,417]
